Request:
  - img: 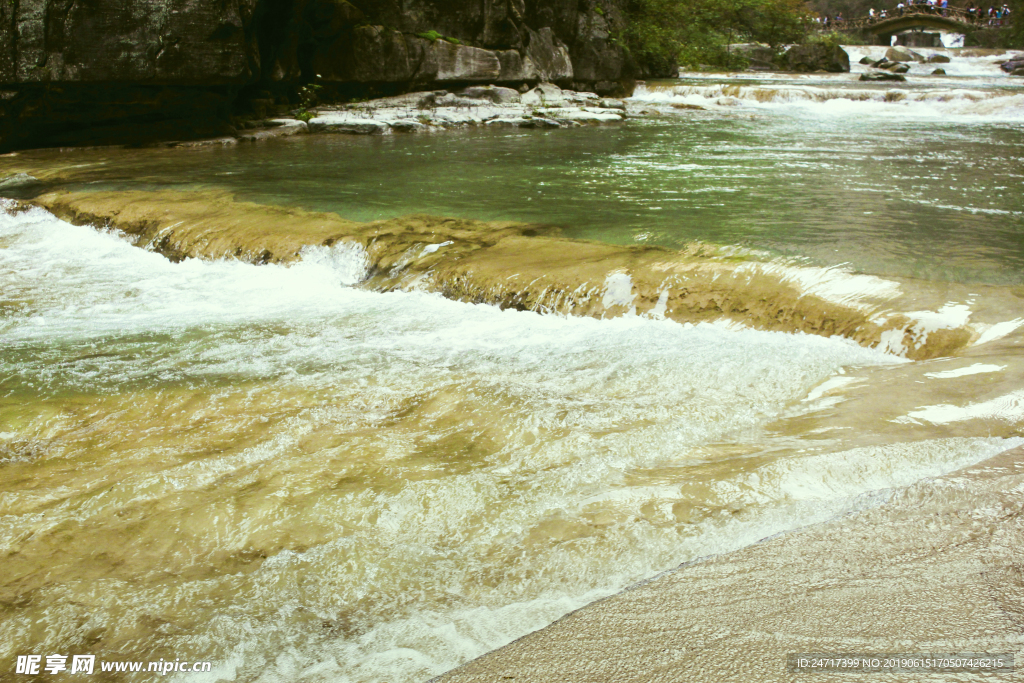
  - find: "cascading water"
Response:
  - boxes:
[1,46,1022,683]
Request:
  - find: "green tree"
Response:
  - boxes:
[625,0,811,73]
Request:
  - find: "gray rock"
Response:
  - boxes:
[860,71,907,81]
[1012,67,1024,77]
[859,56,875,65]
[521,83,567,107]
[885,46,925,63]
[518,117,561,129]
[547,109,623,124]
[886,63,911,73]
[307,117,390,135]
[784,43,850,73]
[1001,59,1024,73]
[0,0,642,151]
[524,27,574,84]
[496,50,538,82]
[926,54,951,63]
[459,85,522,105]
[598,98,626,110]
[389,121,429,133]
[435,42,502,83]
[484,118,523,128]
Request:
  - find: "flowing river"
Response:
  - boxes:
[1,46,1023,682]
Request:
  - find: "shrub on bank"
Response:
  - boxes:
[625,0,810,73]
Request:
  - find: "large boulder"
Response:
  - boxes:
[458,85,521,105]
[886,46,926,63]
[733,43,777,71]
[1000,59,1024,73]
[926,53,951,63]
[521,82,567,107]
[784,43,850,73]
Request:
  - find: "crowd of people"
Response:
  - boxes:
[811,0,1012,24]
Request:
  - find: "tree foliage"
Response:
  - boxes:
[625,0,812,73]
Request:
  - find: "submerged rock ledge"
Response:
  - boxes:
[28,190,977,360]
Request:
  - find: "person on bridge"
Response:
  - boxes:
[941,0,948,16]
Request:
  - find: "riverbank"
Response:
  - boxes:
[435,443,1024,682]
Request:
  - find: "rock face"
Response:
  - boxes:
[0,0,639,151]
[783,43,850,73]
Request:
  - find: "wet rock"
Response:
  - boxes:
[459,86,521,105]
[598,98,626,110]
[886,46,925,63]
[926,54,951,63]
[932,68,947,75]
[783,43,850,73]
[0,172,43,198]
[998,59,1024,73]
[860,71,907,81]
[521,83,567,107]
[388,121,429,133]
[887,63,911,73]
[1011,67,1024,77]
[544,109,623,124]
[237,119,309,142]
[517,117,560,129]
[859,56,875,65]
[307,117,390,135]
[484,118,523,128]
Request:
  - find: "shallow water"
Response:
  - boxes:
[1,47,1024,682]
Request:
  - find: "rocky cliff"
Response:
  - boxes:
[0,0,638,151]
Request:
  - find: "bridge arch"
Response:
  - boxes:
[867,13,974,36]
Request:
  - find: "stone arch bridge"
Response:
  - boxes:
[841,8,1004,43]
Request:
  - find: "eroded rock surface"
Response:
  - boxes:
[26,190,987,361]
[0,0,639,151]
